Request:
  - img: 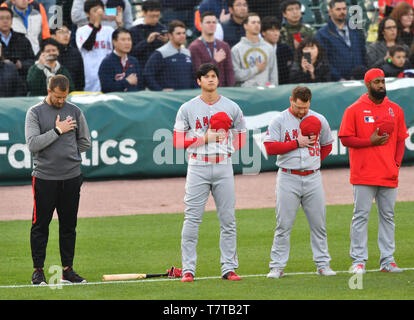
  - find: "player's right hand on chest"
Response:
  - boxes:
[204,126,226,144]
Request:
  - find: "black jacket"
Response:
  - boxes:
[57,43,85,91]
[289,58,331,83]
[381,60,412,78]
[276,42,293,85]
[0,60,27,97]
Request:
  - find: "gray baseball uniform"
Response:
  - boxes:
[174,95,246,277]
[264,108,334,270]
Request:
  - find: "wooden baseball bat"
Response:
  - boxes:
[102,272,168,281]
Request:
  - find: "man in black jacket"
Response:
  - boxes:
[0,42,27,96]
[51,23,85,91]
[0,6,34,81]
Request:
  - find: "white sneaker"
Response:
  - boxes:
[380,262,403,273]
[267,268,284,279]
[351,264,366,274]
[317,266,337,276]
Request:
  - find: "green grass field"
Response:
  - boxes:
[1,202,414,301]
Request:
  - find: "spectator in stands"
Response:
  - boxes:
[315,0,366,81]
[390,2,414,48]
[76,0,113,92]
[144,20,197,91]
[71,0,133,29]
[366,16,409,69]
[159,0,198,33]
[98,27,144,92]
[222,0,248,48]
[379,0,414,18]
[289,36,331,83]
[198,0,229,40]
[0,6,34,80]
[129,0,168,69]
[381,44,412,77]
[27,38,75,96]
[6,0,50,54]
[410,42,414,65]
[189,11,234,87]
[231,12,278,87]
[51,23,85,91]
[279,0,315,52]
[248,0,282,21]
[261,15,293,85]
[0,41,27,96]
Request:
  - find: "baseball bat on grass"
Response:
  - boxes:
[102,266,182,281]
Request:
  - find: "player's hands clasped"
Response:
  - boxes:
[56,115,77,134]
[370,128,389,146]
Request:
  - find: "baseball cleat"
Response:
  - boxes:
[380,262,403,273]
[181,273,194,282]
[317,267,337,276]
[222,271,241,281]
[267,268,284,279]
[351,264,366,274]
[61,267,87,283]
[31,268,47,285]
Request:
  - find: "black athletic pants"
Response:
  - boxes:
[30,175,83,269]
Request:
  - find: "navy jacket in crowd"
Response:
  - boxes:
[143,41,197,91]
[315,18,366,81]
[222,17,245,48]
[198,0,228,18]
[98,52,144,93]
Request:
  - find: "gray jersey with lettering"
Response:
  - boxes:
[264,108,333,170]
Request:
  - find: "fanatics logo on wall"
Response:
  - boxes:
[364,116,374,123]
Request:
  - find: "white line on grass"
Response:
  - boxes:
[1,268,414,289]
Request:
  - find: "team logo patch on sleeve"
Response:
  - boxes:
[364,116,374,123]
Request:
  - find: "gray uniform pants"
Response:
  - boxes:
[350,185,398,267]
[181,161,238,276]
[269,169,331,270]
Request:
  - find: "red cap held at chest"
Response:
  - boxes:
[210,112,232,132]
[300,115,321,136]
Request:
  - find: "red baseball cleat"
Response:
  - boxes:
[181,273,194,282]
[222,271,241,281]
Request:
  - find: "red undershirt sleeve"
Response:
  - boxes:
[264,140,298,155]
[173,130,204,149]
[320,144,332,162]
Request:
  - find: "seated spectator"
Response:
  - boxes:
[6,0,50,54]
[27,38,75,96]
[367,16,409,69]
[51,23,85,91]
[390,2,414,48]
[222,0,248,48]
[381,44,412,77]
[0,41,27,96]
[289,37,331,83]
[189,11,234,87]
[99,27,144,92]
[315,0,366,81]
[0,6,34,80]
[144,20,197,91]
[129,0,168,69]
[76,0,113,92]
[159,0,198,32]
[261,16,293,85]
[231,13,278,87]
[71,0,133,29]
[280,0,315,52]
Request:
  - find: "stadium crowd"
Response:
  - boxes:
[0,0,414,97]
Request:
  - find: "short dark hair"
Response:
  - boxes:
[328,0,347,9]
[0,7,13,18]
[49,75,70,91]
[50,22,70,35]
[228,0,247,9]
[84,0,104,14]
[168,20,186,34]
[281,0,301,13]
[40,38,60,52]
[295,37,325,64]
[292,86,312,102]
[261,16,281,32]
[243,12,260,25]
[201,11,217,22]
[112,27,131,41]
[196,63,220,80]
[142,0,162,12]
[389,45,406,57]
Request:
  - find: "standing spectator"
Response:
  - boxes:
[0,41,27,96]
[71,0,133,29]
[159,0,198,32]
[0,6,34,80]
[27,38,75,96]
[367,17,409,69]
[76,0,113,92]
[25,74,91,285]
[6,0,50,54]
[279,0,315,52]
[390,2,414,48]
[222,0,248,48]
[144,20,197,91]
[339,68,409,275]
[248,0,282,21]
[189,11,234,87]
[289,37,331,83]
[198,0,228,40]
[381,44,412,77]
[129,0,168,69]
[51,23,85,91]
[231,12,278,87]
[261,15,293,85]
[99,27,144,92]
[315,0,367,81]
